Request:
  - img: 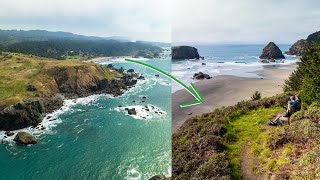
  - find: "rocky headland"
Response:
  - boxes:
[286,39,307,56]
[0,53,142,143]
[172,46,201,60]
[286,30,320,56]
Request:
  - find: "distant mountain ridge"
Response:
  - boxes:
[0,29,169,46]
[0,29,165,59]
[0,29,131,45]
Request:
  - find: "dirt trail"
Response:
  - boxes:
[240,119,279,180]
[240,143,266,180]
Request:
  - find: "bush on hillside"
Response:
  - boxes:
[251,91,262,100]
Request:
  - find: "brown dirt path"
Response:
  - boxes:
[240,143,266,180]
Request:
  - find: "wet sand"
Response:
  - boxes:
[172,64,297,133]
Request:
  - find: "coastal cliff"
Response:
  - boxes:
[286,39,307,56]
[0,53,139,131]
[286,30,320,56]
[172,46,200,60]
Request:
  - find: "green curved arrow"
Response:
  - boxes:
[125,58,204,107]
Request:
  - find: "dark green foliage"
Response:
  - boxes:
[306,31,320,44]
[172,93,292,179]
[251,91,261,100]
[283,68,303,92]
[0,39,162,59]
[284,45,320,106]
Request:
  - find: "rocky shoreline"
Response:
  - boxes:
[0,65,143,144]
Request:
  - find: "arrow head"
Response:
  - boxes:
[180,83,204,108]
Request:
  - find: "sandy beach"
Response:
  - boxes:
[84,56,133,63]
[172,63,297,133]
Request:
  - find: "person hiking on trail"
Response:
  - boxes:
[268,95,296,126]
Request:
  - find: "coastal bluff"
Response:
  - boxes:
[0,53,141,131]
[286,30,320,56]
[172,46,200,60]
[286,39,307,56]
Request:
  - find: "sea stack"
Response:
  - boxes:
[286,39,307,56]
[172,46,200,60]
[259,42,285,59]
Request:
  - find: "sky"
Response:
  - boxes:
[173,0,320,45]
[0,0,171,42]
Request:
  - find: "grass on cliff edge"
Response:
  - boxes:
[224,107,283,179]
[0,52,118,108]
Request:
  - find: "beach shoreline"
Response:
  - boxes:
[172,63,297,133]
[84,56,126,63]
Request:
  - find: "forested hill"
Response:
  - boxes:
[0,29,163,59]
[0,29,106,45]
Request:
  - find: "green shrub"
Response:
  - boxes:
[266,127,288,150]
[299,151,317,165]
[194,153,231,180]
[304,103,320,123]
[251,91,262,100]
[290,110,305,123]
[266,159,277,171]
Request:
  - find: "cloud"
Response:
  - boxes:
[0,0,171,42]
[172,0,320,44]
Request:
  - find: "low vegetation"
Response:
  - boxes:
[173,92,291,179]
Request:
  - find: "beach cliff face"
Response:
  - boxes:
[0,53,139,131]
[172,46,200,60]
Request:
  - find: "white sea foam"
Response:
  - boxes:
[172,57,299,92]
[125,167,142,180]
[114,105,166,120]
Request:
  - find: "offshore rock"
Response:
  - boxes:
[172,46,200,60]
[259,42,285,59]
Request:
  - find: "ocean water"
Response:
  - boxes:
[0,58,171,179]
[172,44,298,92]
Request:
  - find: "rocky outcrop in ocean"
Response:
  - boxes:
[172,46,200,60]
[259,42,285,60]
[193,72,211,80]
[14,132,37,145]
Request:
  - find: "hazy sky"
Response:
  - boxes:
[0,0,171,42]
[173,0,320,45]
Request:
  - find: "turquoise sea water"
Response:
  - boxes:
[0,58,171,179]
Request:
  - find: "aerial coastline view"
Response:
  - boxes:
[0,0,171,179]
[172,0,320,179]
